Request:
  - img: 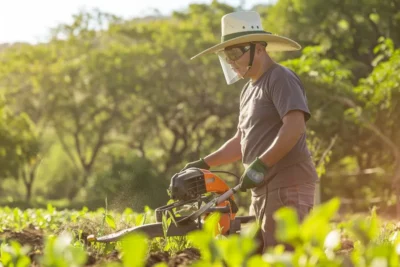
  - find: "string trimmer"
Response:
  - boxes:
[87,168,255,242]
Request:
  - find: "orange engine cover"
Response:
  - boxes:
[201,170,237,235]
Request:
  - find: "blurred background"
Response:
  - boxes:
[0,0,399,217]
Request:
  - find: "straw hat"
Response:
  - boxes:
[191,11,301,60]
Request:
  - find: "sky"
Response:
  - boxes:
[0,0,271,44]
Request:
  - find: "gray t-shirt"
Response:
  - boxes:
[238,63,318,194]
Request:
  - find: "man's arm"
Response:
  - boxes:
[259,110,306,167]
[203,129,242,167]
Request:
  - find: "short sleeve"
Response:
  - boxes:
[270,69,311,122]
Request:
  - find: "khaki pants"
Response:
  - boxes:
[249,182,316,253]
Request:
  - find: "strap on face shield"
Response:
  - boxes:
[247,43,256,70]
[240,43,256,78]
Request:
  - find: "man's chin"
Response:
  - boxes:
[235,70,245,78]
[238,72,249,79]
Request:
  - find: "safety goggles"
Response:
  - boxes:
[223,44,251,61]
[224,42,267,62]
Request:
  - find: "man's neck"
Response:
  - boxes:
[250,57,275,84]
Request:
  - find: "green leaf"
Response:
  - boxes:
[273,207,300,245]
[0,241,31,267]
[240,221,260,239]
[348,208,380,246]
[47,203,55,214]
[187,231,214,262]
[337,19,349,30]
[369,13,380,24]
[66,246,88,266]
[106,214,116,230]
[217,234,257,266]
[204,212,221,236]
[135,213,144,226]
[120,233,148,267]
[41,232,87,267]
[247,254,269,267]
[262,252,293,266]
[300,197,340,246]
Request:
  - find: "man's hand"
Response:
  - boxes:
[181,158,210,172]
[239,157,269,192]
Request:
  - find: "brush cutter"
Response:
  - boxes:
[87,168,256,243]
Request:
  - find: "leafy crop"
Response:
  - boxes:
[0,199,399,266]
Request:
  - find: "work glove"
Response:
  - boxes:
[239,157,269,192]
[181,158,210,172]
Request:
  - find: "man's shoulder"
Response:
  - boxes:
[270,63,299,80]
[256,63,292,90]
[268,64,304,92]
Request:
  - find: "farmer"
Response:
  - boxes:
[181,11,318,253]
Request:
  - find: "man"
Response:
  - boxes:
[181,11,318,253]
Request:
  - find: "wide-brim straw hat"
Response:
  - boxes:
[191,11,301,60]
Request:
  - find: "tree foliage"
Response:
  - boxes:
[0,96,39,200]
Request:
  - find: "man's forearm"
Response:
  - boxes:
[203,134,242,167]
[259,115,305,167]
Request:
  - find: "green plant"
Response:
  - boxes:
[40,232,87,267]
[0,241,31,267]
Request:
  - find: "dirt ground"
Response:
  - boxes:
[0,228,201,267]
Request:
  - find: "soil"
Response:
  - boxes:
[0,227,44,264]
[146,248,201,267]
[0,228,201,267]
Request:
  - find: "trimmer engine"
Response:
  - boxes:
[156,167,240,235]
[169,168,207,201]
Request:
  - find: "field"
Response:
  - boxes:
[0,198,399,267]
[0,204,202,267]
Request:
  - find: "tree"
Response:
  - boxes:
[45,11,143,200]
[348,38,400,215]
[0,97,39,201]
[109,2,242,176]
[262,0,400,80]
[0,40,61,202]
[282,39,400,213]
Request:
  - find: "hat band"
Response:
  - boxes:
[221,30,271,42]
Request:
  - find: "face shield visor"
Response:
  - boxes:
[216,43,256,85]
[217,51,241,85]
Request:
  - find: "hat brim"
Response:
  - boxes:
[191,33,301,60]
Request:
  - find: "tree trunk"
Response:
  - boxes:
[22,168,36,203]
[25,180,32,202]
[393,157,400,217]
[67,169,90,201]
[315,135,338,205]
